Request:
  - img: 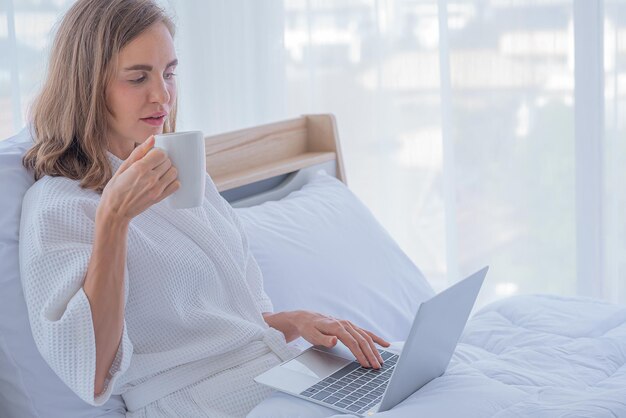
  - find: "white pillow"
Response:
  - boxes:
[236,171,435,342]
[0,129,125,418]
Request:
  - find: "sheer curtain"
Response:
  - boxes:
[604,0,626,305]
[2,0,624,307]
[166,0,287,135]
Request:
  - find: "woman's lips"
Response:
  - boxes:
[140,115,165,126]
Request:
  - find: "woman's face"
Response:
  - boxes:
[106,22,177,159]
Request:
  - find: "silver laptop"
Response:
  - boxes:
[255,266,488,416]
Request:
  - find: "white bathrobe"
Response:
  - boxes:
[19,152,299,417]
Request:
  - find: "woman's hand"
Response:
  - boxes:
[265,310,391,369]
[100,136,180,222]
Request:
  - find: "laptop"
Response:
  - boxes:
[255,266,488,416]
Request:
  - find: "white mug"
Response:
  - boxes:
[154,131,206,209]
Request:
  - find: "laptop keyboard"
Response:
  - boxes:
[300,349,399,414]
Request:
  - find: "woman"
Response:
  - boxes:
[19,0,389,416]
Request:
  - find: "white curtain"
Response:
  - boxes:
[2,0,625,307]
[166,0,287,135]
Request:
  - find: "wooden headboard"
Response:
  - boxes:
[204,114,346,194]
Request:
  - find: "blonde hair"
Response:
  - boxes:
[22,0,177,193]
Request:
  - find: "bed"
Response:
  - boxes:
[1,115,625,417]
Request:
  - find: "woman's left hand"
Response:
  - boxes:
[289,310,390,369]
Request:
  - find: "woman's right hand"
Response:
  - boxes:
[100,136,180,222]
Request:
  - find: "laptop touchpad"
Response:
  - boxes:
[282,349,353,380]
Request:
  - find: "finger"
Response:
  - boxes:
[140,146,168,169]
[153,167,179,200]
[153,158,173,179]
[118,136,154,173]
[155,179,181,204]
[315,319,371,367]
[330,327,370,368]
[158,166,178,188]
[310,331,337,348]
[346,325,380,369]
[355,327,383,365]
[362,329,391,348]
[351,324,384,366]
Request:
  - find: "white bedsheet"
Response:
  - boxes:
[248,294,626,417]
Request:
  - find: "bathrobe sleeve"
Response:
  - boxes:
[18,181,133,406]
[202,173,274,313]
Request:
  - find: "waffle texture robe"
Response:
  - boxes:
[19,152,299,417]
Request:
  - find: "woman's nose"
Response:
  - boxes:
[149,77,171,104]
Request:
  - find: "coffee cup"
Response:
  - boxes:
[154,131,206,209]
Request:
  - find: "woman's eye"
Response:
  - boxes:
[165,72,177,80]
[130,76,146,84]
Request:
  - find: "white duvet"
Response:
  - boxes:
[249,294,626,417]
